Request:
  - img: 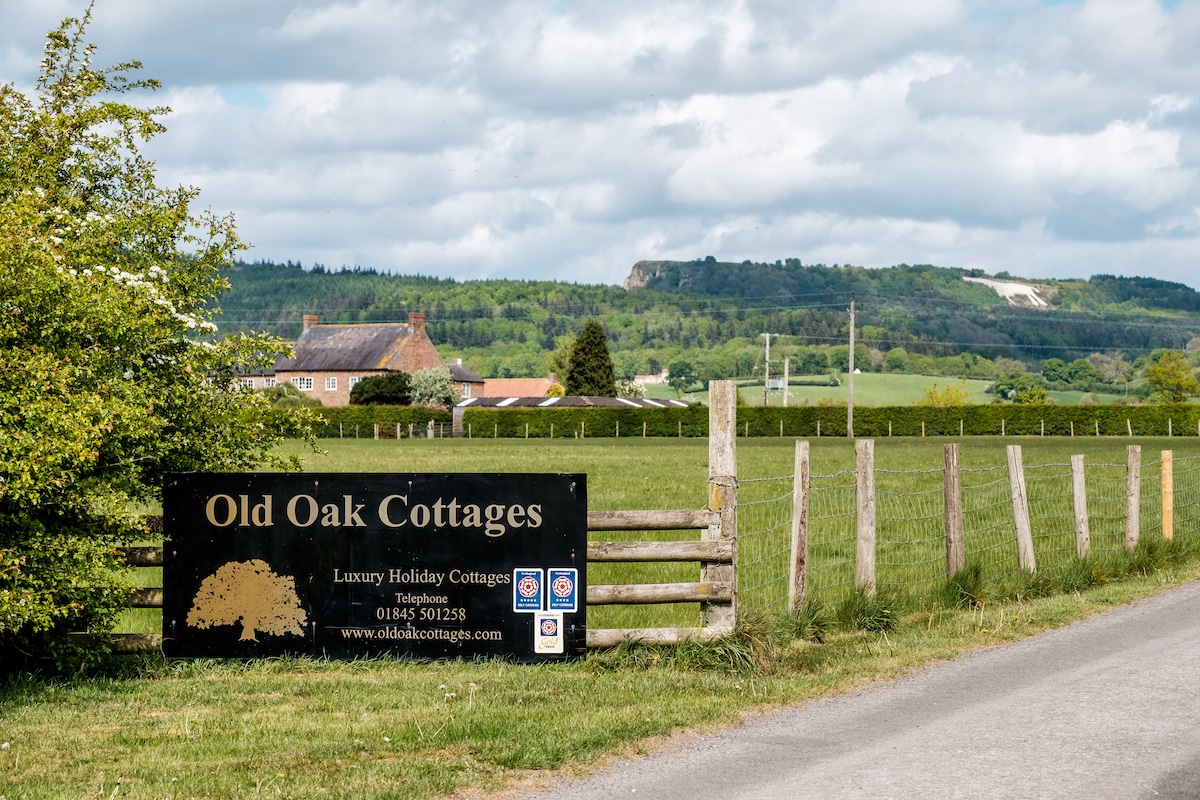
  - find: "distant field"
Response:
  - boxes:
[644,373,1126,406]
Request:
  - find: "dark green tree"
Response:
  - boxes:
[1040,358,1069,383]
[565,319,616,396]
[988,371,1048,403]
[350,373,412,405]
[667,360,698,396]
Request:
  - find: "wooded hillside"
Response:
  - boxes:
[215,259,1200,381]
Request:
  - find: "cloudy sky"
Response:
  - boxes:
[3,0,1199,288]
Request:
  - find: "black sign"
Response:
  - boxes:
[162,473,586,661]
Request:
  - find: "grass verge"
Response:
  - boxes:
[6,558,1200,799]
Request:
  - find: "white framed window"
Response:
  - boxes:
[460,382,472,398]
[265,377,277,388]
[293,377,314,391]
[325,376,338,391]
[239,377,256,390]
[349,376,362,388]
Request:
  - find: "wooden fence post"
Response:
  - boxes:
[1126,445,1141,551]
[1162,449,1174,541]
[788,439,810,614]
[706,381,738,630]
[373,423,379,440]
[1071,454,1090,557]
[1007,444,1036,572]
[855,439,876,594]
[944,443,964,578]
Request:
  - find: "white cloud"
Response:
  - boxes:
[2,0,1200,288]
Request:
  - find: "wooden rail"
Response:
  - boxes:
[587,509,715,531]
[114,506,734,652]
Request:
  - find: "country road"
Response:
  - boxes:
[519,581,1200,799]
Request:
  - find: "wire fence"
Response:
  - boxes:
[738,449,1200,615]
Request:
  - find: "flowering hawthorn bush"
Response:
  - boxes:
[0,8,320,672]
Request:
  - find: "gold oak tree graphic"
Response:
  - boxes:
[187,559,308,642]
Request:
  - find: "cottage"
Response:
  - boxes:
[271,313,483,406]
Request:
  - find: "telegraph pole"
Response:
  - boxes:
[760,332,778,406]
[847,293,862,438]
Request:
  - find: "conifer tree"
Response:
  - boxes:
[565,319,617,396]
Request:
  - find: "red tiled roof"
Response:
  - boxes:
[481,378,553,397]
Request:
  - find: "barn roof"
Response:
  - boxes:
[274,323,415,372]
[481,378,554,397]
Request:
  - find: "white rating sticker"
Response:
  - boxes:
[534,611,564,654]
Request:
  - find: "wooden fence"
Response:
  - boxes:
[784,440,1173,611]
[112,381,741,653]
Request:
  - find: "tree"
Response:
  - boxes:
[1040,358,1069,383]
[409,367,459,408]
[1015,385,1049,405]
[916,381,972,407]
[884,347,909,373]
[565,319,616,396]
[988,371,1048,404]
[187,560,307,642]
[1144,350,1200,403]
[547,333,575,381]
[667,360,698,396]
[1066,358,1104,387]
[350,372,412,405]
[0,10,319,671]
[261,383,323,407]
[616,379,645,399]
[613,351,646,381]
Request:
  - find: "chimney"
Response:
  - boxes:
[408,312,426,331]
[302,314,318,331]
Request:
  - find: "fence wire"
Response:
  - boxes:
[737,447,1200,615]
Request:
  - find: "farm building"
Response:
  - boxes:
[264,313,484,406]
[480,377,556,398]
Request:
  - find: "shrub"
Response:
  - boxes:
[350,373,412,405]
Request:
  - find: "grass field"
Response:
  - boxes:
[644,373,1128,406]
[10,436,1200,799]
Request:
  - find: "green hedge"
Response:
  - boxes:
[736,404,1200,438]
[277,403,1200,439]
[461,405,709,439]
[281,406,453,438]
